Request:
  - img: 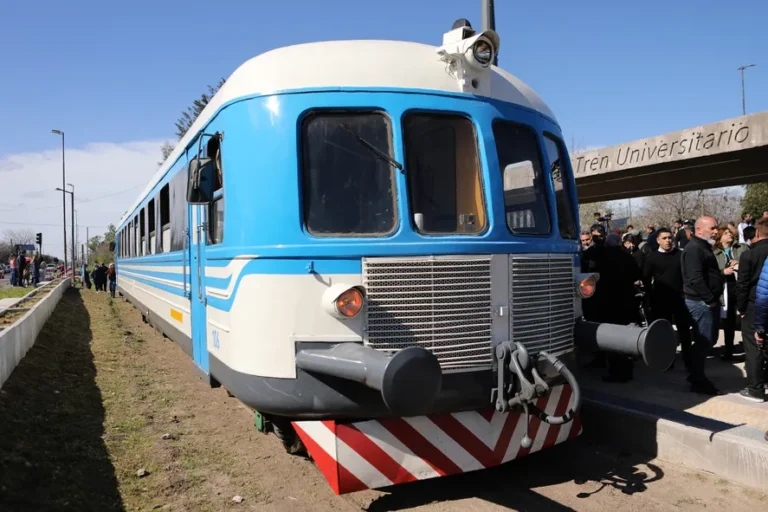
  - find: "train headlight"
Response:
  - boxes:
[577,273,599,298]
[323,284,366,319]
[472,39,494,66]
[336,288,364,317]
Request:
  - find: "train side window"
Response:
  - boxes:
[206,136,224,245]
[301,112,396,236]
[160,184,171,252]
[139,208,146,255]
[148,199,156,254]
[403,113,486,234]
[542,134,577,240]
[133,216,139,257]
[208,195,224,244]
[493,121,551,235]
[170,167,189,251]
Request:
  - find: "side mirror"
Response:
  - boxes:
[187,157,215,204]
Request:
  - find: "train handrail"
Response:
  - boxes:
[182,228,189,298]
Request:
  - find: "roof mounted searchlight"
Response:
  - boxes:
[436,19,500,95]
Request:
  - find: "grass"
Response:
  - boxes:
[0,286,33,299]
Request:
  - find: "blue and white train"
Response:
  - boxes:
[115,13,674,492]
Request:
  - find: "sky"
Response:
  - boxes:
[1,0,766,259]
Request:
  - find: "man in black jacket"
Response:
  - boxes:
[681,216,723,395]
[735,217,768,402]
[644,228,692,371]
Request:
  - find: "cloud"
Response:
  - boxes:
[0,140,169,259]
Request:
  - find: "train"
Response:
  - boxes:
[114,5,676,495]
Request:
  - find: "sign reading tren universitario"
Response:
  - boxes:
[570,111,768,177]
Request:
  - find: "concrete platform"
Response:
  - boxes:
[577,333,768,493]
[0,298,22,314]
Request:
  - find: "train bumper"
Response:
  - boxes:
[292,383,581,495]
[573,318,677,370]
[295,343,442,417]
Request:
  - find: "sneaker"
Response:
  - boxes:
[739,388,766,403]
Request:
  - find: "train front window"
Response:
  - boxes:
[543,134,578,239]
[403,113,486,234]
[493,121,551,235]
[302,112,396,236]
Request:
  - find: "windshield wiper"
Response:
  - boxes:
[340,124,404,171]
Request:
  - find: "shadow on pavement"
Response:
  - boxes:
[0,289,124,511]
[365,438,663,511]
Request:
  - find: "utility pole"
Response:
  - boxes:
[737,64,756,116]
[51,129,67,272]
[86,226,89,265]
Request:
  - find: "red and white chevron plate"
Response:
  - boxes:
[293,383,581,495]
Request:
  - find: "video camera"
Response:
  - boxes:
[598,212,613,223]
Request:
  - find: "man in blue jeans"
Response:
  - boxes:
[681,216,723,395]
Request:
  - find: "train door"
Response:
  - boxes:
[186,137,211,376]
[189,202,210,374]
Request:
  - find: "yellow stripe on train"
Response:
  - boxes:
[170,309,183,322]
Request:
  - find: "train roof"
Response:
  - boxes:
[119,40,556,226]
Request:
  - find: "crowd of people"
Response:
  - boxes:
[7,250,43,288]
[581,211,768,403]
[79,262,117,298]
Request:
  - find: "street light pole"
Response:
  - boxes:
[737,64,756,116]
[56,186,76,282]
[68,184,75,280]
[51,129,67,272]
[74,209,79,265]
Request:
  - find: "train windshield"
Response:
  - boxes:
[403,113,486,234]
[301,112,397,236]
[493,121,551,235]
[542,135,578,239]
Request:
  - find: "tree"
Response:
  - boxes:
[174,78,226,140]
[158,141,176,167]
[2,229,35,246]
[86,225,117,265]
[636,188,741,229]
[158,78,227,166]
[741,183,768,218]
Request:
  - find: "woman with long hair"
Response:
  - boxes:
[714,226,747,360]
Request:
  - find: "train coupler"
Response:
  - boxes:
[491,341,582,448]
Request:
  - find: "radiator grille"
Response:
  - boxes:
[509,256,575,355]
[363,256,493,370]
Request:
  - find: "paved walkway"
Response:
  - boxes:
[0,298,22,315]
[578,331,768,432]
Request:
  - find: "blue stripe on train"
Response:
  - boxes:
[118,258,362,312]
